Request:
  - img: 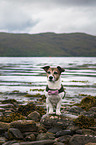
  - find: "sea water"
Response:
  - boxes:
[0,57,96,104]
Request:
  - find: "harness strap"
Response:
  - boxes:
[46,84,65,93]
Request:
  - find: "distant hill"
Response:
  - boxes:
[0,32,96,57]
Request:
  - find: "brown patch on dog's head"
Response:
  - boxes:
[42,66,50,72]
[57,66,65,74]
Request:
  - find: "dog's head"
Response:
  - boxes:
[42,66,65,82]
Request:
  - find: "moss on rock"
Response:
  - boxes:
[73,115,96,129]
[75,96,96,111]
[1,112,25,123]
[17,102,45,116]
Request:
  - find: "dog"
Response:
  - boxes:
[42,66,65,115]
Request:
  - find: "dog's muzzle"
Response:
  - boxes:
[49,76,54,81]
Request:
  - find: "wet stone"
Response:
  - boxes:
[85,143,96,145]
[55,129,73,137]
[69,106,84,114]
[8,128,23,140]
[0,122,10,130]
[48,127,62,134]
[27,111,41,122]
[53,142,65,145]
[40,114,71,129]
[2,140,18,145]
[25,133,36,141]
[10,120,37,132]
[20,140,55,145]
[69,135,96,145]
[36,132,55,141]
[57,135,72,143]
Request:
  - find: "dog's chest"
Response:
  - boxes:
[48,94,61,105]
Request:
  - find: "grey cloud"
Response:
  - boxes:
[0,0,96,35]
[53,0,96,7]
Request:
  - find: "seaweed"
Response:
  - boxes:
[74,96,96,111]
[74,115,96,128]
[1,112,25,123]
[17,102,46,116]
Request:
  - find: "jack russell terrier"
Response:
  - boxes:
[42,66,65,115]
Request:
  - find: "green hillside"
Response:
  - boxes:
[0,32,96,57]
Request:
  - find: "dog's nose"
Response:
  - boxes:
[49,76,53,80]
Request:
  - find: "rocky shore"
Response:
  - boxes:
[0,93,96,145]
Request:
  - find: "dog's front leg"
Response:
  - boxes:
[56,99,62,115]
[46,98,54,114]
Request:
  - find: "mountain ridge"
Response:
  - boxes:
[0,32,96,57]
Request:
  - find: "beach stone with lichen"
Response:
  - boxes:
[0,122,10,130]
[69,134,96,145]
[40,114,72,129]
[27,111,41,122]
[10,120,37,132]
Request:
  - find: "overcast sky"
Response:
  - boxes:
[0,0,96,35]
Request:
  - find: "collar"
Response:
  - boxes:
[46,84,64,94]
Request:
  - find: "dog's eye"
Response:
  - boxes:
[47,71,51,74]
[54,71,58,74]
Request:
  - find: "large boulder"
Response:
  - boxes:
[0,122,10,130]
[27,111,41,122]
[10,120,37,132]
[69,134,96,145]
[40,114,71,129]
[8,128,23,140]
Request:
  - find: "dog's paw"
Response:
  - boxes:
[48,111,54,114]
[56,110,61,115]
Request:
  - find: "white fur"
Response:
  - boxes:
[45,77,64,115]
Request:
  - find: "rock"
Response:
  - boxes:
[10,120,37,132]
[48,127,62,134]
[36,132,55,140]
[0,122,10,130]
[8,128,23,140]
[0,128,6,135]
[23,132,38,138]
[57,135,71,144]
[2,140,19,145]
[53,142,65,145]
[55,129,73,137]
[85,143,96,145]
[11,143,20,145]
[0,137,6,144]
[89,107,96,112]
[27,111,41,122]
[82,129,96,136]
[69,106,84,114]
[89,127,96,131]
[20,140,55,145]
[67,125,80,133]
[40,114,70,129]
[25,133,36,141]
[69,135,96,145]
[37,124,47,133]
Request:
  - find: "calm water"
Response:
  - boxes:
[0,57,96,105]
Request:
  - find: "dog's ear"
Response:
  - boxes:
[42,66,50,72]
[57,66,65,74]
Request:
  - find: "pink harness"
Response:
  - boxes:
[48,90,59,95]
